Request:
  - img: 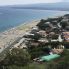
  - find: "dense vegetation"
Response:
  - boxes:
[0,48,69,69]
[0,48,31,69]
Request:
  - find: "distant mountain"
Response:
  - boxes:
[2,2,69,11]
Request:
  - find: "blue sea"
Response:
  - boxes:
[0,7,69,32]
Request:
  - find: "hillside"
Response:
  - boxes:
[9,2,69,11]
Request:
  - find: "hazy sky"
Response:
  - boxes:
[0,0,69,5]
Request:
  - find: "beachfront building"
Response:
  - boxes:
[31,26,39,34]
[32,26,39,30]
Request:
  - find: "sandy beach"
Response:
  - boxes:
[0,20,39,52]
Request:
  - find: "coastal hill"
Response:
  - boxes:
[0,14,69,69]
[9,2,69,11]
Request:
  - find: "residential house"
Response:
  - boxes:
[38,38,48,43]
[62,32,69,42]
[29,42,39,47]
[48,33,59,42]
[37,30,47,37]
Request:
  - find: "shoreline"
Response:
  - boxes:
[0,11,67,33]
[0,20,40,34]
[0,14,67,53]
[0,20,39,52]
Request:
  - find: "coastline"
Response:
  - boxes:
[0,20,39,52]
[0,14,66,53]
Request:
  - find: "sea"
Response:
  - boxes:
[0,7,69,32]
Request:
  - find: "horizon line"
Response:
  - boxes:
[0,2,68,6]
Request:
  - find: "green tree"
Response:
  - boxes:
[0,48,31,66]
